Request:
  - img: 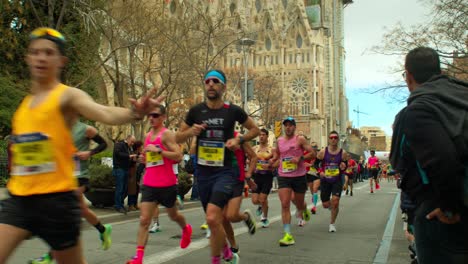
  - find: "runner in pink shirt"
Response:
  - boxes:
[367,150,381,193]
[127,105,192,264]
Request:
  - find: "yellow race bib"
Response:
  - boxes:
[11,133,56,176]
[324,166,339,178]
[308,167,318,175]
[146,149,164,168]
[281,157,297,173]
[256,160,269,171]
[198,140,225,167]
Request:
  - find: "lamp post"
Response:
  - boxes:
[238,38,255,114]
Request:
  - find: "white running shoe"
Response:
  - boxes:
[298,219,306,227]
[205,228,211,239]
[329,224,336,233]
[149,222,160,233]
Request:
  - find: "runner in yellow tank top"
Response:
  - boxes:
[0,27,164,264]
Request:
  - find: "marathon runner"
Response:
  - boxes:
[368,150,380,193]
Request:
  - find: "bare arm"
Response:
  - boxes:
[240,117,260,142]
[65,87,163,125]
[243,143,258,178]
[316,149,325,160]
[161,130,183,162]
[175,122,206,144]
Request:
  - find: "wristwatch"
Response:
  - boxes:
[239,136,245,145]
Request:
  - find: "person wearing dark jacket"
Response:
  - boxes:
[390,47,468,264]
[113,135,136,213]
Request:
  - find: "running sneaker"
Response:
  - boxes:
[256,206,262,216]
[370,189,374,194]
[311,206,317,214]
[302,208,311,222]
[298,219,305,227]
[376,183,380,190]
[200,223,208,230]
[261,218,270,228]
[29,253,52,264]
[222,244,233,261]
[180,224,192,249]
[329,224,337,233]
[205,228,211,239]
[227,253,240,264]
[230,247,239,255]
[350,191,353,196]
[177,195,184,210]
[345,189,349,195]
[126,256,142,264]
[243,209,257,235]
[279,233,295,246]
[149,222,161,233]
[100,224,112,250]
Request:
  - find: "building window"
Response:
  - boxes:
[230,3,236,15]
[296,34,303,48]
[256,0,262,13]
[265,37,272,51]
[289,54,292,64]
[307,52,310,63]
[170,1,176,14]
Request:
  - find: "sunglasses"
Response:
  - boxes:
[148,113,161,118]
[204,78,221,84]
[329,136,339,140]
[30,28,65,41]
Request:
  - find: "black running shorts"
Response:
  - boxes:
[140,184,177,208]
[0,191,81,250]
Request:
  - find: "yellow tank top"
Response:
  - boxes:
[9,83,77,195]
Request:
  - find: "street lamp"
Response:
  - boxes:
[238,38,255,114]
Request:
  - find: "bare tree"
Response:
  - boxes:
[370,0,467,98]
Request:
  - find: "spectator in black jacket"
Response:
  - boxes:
[113,135,136,213]
[391,47,468,264]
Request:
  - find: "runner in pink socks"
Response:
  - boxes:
[367,150,380,193]
[127,105,192,264]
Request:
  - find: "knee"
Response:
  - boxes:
[206,214,222,228]
[259,197,267,204]
[139,215,152,228]
[251,197,259,204]
[331,199,340,208]
[224,211,237,222]
[322,201,330,208]
[168,212,179,222]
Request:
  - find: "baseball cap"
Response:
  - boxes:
[282,116,296,126]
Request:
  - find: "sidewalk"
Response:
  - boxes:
[0,186,278,228]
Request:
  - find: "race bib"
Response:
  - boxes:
[73,155,81,176]
[198,140,225,167]
[11,132,56,176]
[324,165,339,178]
[281,157,297,173]
[345,168,353,174]
[146,148,164,168]
[256,160,269,171]
[308,167,318,175]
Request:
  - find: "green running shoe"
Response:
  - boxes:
[29,253,52,264]
[279,233,295,246]
[303,208,311,222]
[100,224,112,250]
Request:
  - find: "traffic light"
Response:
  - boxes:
[274,121,282,138]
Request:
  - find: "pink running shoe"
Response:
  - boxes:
[222,244,233,261]
[180,224,192,249]
[126,256,142,264]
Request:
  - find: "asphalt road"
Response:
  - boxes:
[6,180,413,264]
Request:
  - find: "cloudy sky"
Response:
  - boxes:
[344,0,431,135]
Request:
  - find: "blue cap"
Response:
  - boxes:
[282,116,296,126]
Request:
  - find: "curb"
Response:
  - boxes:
[81,200,203,229]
